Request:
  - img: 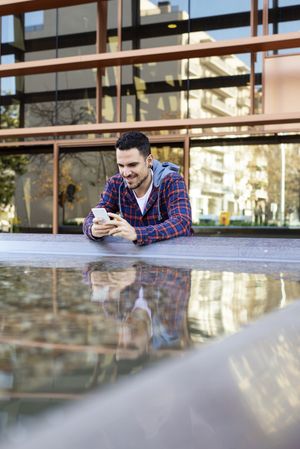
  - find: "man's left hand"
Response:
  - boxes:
[107,213,137,242]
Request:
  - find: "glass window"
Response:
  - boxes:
[25,11,45,33]
[24,9,57,40]
[151,145,184,174]
[12,153,53,230]
[278,18,300,55]
[1,16,14,43]
[189,142,300,228]
[122,60,188,123]
[58,149,117,228]
[191,0,250,18]
[58,3,96,36]
[1,55,16,96]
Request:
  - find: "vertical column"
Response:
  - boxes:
[116,0,122,123]
[250,0,258,115]
[280,143,286,226]
[272,0,279,55]
[96,0,108,123]
[263,0,269,36]
[262,0,269,114]
[15,13,25,128]
[132,0,141,121]
[52,142,59,234]
[184,134,190,190]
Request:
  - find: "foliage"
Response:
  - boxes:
[0,103,29,209]
[0,155,28,209]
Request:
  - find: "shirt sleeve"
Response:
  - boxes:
[134,175,192,246]
[82,178,119,240]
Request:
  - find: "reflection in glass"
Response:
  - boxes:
[189,144,300,227]
[191,0,250,18]
[151,145,184,174]
[24,9,57,41]
[12,154,53,230]
[58,3,97,37]
[188,270,300,342]
[57,150,117,228]
[122,60,187,123]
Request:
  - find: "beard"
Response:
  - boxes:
[125,171,150,191]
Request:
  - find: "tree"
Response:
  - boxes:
[0,103,28,210]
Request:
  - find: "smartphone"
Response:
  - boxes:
[92,207,110,222]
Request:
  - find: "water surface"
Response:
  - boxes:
[0,259,299,435]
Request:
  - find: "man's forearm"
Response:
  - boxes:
[134,214,191,246]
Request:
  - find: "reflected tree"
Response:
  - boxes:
[0,103,28,210]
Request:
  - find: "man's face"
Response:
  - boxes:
[116,148,153,191]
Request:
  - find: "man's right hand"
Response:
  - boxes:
[91,218,116,238]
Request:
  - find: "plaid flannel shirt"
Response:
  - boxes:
[83,170,192,246]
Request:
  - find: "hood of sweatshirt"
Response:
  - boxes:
[152,159,179,188]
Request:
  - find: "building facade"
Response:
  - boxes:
[0,0,300,233]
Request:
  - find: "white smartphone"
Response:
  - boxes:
[92,207,110,222]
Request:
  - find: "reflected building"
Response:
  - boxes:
[188,270,300,343]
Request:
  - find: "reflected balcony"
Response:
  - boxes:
[202,93,236,116]
[202,182,228,195]
[202,160,225,173]
[202,56,235,76]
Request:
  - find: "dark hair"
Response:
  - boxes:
[115,131,151,158]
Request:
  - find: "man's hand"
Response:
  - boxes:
[91,217,115,238]
[107,213,137,242]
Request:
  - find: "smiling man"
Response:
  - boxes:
[83,131,192,245]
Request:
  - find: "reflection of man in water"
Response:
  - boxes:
[86,261,191,375]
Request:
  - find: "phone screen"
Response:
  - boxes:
[92,208,110,222]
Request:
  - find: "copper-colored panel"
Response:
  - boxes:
[0,140,55,148]
[52,142,59,235]
[263,0,269,36]
[0,135,185,149]
[1,33,300,77]
[96,0,108,123]
[116,0,123,123]
[0,113,299,139]
[250,0,258,114]
[0,136,184,150]
[183,134,190,190]
[0,0,97,15]
[264,54,300,131]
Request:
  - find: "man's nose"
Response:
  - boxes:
[123,167,132,177]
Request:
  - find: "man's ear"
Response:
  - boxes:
[147,154,153,167]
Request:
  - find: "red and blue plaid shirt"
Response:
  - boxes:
[83,170,192,246]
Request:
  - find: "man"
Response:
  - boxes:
[83,131,192,245]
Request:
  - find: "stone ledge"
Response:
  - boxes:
[0,233,300,264]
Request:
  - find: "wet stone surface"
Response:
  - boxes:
[0,257,300,436]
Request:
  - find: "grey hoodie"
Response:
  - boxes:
[152,159,179,187]
[118,159,180,220]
